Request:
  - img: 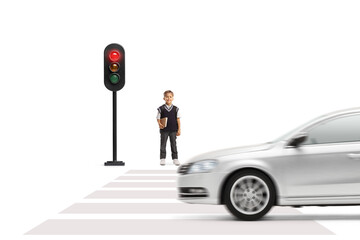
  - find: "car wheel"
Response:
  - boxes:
[224,170,275,221]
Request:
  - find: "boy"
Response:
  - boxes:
[157,90,181,166]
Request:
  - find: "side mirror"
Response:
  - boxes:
[287,132,308,148]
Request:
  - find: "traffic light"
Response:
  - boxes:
[104,43,125,91]
[104,43,126,166]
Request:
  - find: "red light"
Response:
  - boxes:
[109,50,121,62]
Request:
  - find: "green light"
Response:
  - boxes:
[110,74,120,84]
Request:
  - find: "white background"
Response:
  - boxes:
[1,0,360,239]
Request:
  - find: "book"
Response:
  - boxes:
[160,117,168,128]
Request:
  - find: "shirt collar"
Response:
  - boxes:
[164,104,173,111]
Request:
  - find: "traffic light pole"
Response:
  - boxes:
[113,91,117,161]
[104,91,125,166]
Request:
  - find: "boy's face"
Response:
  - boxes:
[163,93,173,105]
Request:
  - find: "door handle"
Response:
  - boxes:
[347,153,360,159]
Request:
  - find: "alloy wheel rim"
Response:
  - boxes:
[230,175,270,215]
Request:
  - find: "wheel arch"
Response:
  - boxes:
[219,167,279,205]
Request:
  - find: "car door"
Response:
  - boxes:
[282,113,360,202]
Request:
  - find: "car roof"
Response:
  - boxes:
[320,107,360,119]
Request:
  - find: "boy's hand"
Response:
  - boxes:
[177,129,181,136]
[159,123,165,129]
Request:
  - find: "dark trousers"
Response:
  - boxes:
[160,131,178,159]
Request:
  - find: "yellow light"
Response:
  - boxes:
[110,63,119,72]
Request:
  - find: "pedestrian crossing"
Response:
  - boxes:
[25,169,333,235]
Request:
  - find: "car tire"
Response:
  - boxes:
[224,170,275,221]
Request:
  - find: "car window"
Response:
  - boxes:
[302,114,360,145]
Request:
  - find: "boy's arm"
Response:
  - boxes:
[158,119,164,129]
[177,118,181,136]
[157,108,164,129]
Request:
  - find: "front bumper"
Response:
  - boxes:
[177,170,227,205]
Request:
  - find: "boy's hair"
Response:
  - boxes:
[163,90,174,97]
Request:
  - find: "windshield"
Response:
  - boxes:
[272,116,322,142]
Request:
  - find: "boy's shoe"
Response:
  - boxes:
[160,159,166,166]
[173,159,180,166]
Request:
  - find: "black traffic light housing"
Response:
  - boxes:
[104,43,125,91]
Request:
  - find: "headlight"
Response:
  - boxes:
[187,160,218,174]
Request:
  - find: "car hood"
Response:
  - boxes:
[187,142,274,163]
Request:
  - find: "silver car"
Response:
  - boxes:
[177,107,360,220]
